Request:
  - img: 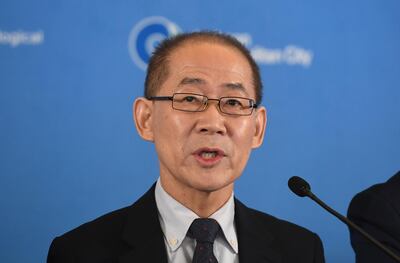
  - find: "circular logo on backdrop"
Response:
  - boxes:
[128,16,181,70]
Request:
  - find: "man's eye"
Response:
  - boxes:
[225,99,242,107]
[183,96,198,102]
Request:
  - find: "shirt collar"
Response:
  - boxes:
[155,178,238,253]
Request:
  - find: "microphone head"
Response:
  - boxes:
[288,176,311,197]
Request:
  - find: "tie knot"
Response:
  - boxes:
[188,218,220,243]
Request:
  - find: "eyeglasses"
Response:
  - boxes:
[148,93,258,116]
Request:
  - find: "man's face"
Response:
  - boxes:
[135,41,266,198]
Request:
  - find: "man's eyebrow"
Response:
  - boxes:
[223,82,246,91]
[178,77,206,86]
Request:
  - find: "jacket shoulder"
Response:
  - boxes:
[47,185,158,263]
[57,205,130,243]
[48,205,132,262]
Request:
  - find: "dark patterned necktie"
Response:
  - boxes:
[187,218,220,263]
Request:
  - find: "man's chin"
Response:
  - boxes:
[189,179,234,194]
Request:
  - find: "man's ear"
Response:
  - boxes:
[252,106,267,148]
[133,97,154,142]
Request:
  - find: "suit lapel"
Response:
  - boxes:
[118,184,168,263]
[235,199,282,263]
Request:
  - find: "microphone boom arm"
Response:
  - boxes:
[307,191,400,262]
[289,176,400,263]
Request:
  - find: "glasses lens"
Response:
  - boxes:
[220,97,254,115]
[172,93,207,112]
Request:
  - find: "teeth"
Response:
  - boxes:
[201,151,217,159]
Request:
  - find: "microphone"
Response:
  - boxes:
[288,176,400,263]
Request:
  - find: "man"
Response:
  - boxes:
[48,31,325,263]
[347,171,400,263]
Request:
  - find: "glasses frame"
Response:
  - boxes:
[148,92,258,116]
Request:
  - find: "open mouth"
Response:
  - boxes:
[193,148,225,166]
[200,151,218,159]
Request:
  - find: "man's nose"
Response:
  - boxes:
[195,100,227,135]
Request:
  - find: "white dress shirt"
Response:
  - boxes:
[155,179,239,263]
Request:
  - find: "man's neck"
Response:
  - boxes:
[159,176,234,218]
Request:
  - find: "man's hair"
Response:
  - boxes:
[144,31,263,104]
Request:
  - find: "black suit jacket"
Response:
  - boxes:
[347,171,400,263]
[48,184,325,263]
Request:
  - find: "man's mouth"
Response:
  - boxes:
[193,148,225,166]
[200,151,218,159]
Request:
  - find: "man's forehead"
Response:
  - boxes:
[177,76,248,94]
[173,66,253,94]
[176,65,248,80]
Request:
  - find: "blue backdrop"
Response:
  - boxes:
[1,0,399,262]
